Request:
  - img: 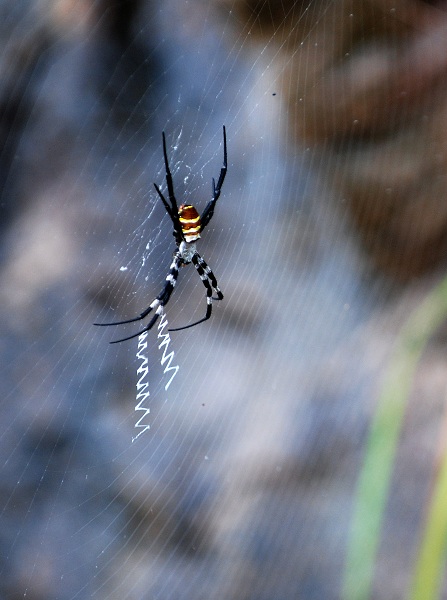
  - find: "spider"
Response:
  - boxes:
[95,126,227,344]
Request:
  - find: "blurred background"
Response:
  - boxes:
[2,0,447,598]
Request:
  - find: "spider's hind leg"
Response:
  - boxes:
[169,253,222,332]
[195,254,223,301]
[95,251,182,343]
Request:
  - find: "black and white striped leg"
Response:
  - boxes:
[195,254,224,301]
[94,252,182,343]
[169,253,222,332]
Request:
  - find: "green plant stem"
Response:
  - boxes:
[342,277,447,600]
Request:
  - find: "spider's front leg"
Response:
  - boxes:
[95,251,182,344]
[200,125,227,230]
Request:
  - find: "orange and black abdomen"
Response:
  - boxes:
[179,204,201,242]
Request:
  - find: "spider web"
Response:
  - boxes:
[1,1,446,598]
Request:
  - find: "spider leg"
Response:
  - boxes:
[154,183,182,244]
[161,132,181,219]
[109,310,161,344]
[195,254,224,301]
[94,252,182,343]
[94,299,157,327]
[201,126,227,230]
[154,183,174,221]
[169,253,222,332]
[154,131,184,243]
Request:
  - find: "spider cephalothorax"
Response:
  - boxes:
[95,127,227,344]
